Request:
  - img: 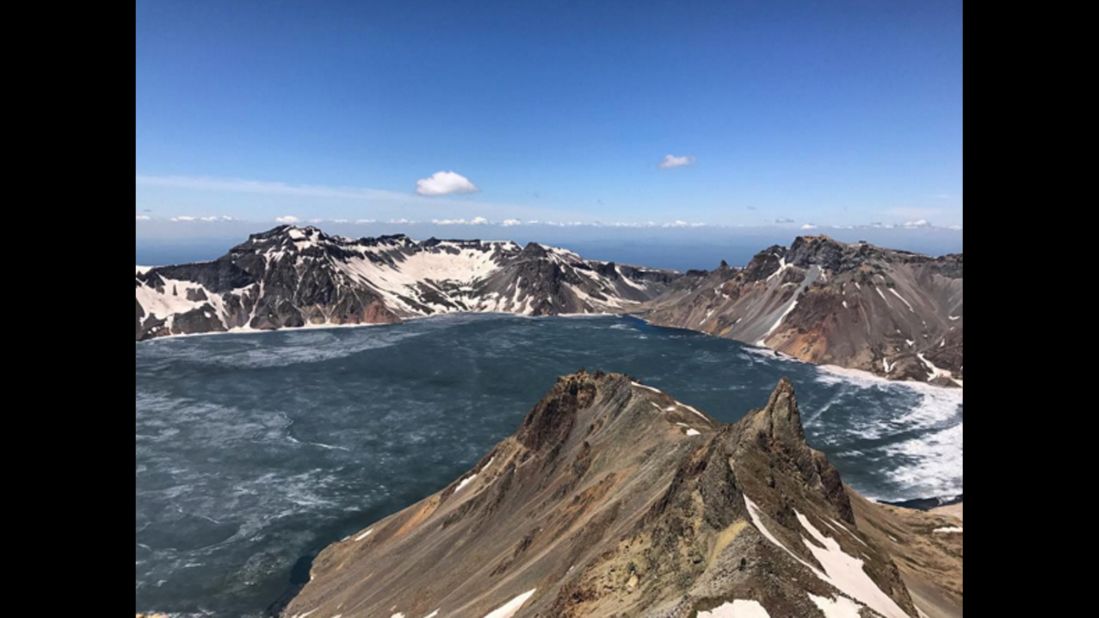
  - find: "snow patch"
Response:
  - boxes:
[933,526,963,534]
[700,308,715,325]
[455,474,477,493]
[743,494,818,573]
[616,265,648,291]
[696,599,771,617]
[806,593,864,618]
[795,510,909,618]
[354,528,374,541]
[826,517,869,547]
[666,402,710,423]
[888,288,915,312]
[755,296,798,345]
[916,353,957,384]
[482,588,537,618]
[766,256,790,282]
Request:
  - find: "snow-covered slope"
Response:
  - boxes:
[135,225,680,340]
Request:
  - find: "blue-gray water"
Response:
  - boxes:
[136,314,962,617]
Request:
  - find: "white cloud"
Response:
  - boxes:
[659,154,695,169]
[775,217,795,224]
[432,216,489,225]
[136,214,150,220]
[501,218,522,227]
[389,218,414,224]
[415,170,479,196]
[275,215,300,224]
[542,220,586,227]
[801,223,818,230]
[166,214,236,222]
[903,219,931,228]
[354,218,375,224]
[136,174,560,220]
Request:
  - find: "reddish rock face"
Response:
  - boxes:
[643,236,962,385]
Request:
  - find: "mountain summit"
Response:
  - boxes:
[135,225,678,340]
[643,235,963,385]
[283,372,960,618]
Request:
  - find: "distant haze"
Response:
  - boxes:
[136,221,961,271]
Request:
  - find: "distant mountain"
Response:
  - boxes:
[642,236,963,386]
[282,371,962,618]
[134,225,678,340]
[135,228,963,386]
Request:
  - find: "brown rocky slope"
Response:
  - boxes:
[642,236,962,385]
[283,371,961,617]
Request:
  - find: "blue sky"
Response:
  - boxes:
[136,0,962,233]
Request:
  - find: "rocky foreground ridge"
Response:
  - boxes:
[282,371,962,618]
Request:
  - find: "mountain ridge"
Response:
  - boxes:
[135,226,962,385]
[642,235,962,386]
[281,371,961,618]
[135,225,678,341]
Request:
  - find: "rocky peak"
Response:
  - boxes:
[516,370,601,451]
[594,261,618,277]
[744,376,805,450]
[733,377,854,525]
[283,372,922,618]
[742,245,788,280]
[787,235,847,270]
[520,241,550,258]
